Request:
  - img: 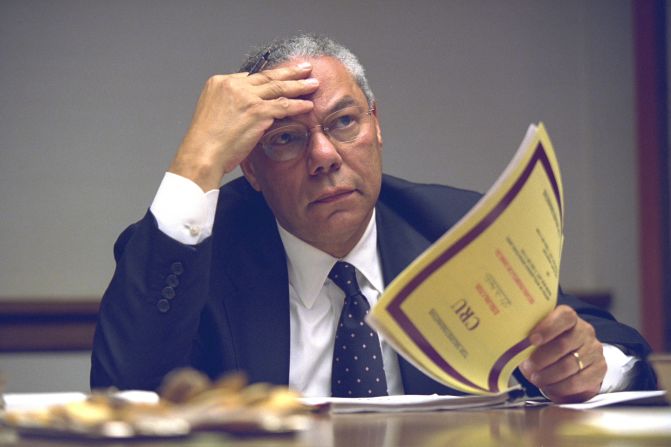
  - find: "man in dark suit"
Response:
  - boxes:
[91,34,656,403]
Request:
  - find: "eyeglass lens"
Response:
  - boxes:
[261,106,372,161]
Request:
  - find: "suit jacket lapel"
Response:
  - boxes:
[215,190,290,386]
[376,202,429,284]
[376,202,460,395]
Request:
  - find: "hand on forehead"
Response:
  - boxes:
[268,56,368,118]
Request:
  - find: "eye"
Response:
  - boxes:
[331,113,356,130]
[325,106,364,133]
[271,131,296,146]
[265,127,305,147]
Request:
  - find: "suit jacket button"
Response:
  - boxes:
[162,286,176,300]
[157,299,170,313]
[166,274,179,288]
[171,262,184,276]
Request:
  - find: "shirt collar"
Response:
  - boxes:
[277,210,384,309]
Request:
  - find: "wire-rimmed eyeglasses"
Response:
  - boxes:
[260,105,375,162]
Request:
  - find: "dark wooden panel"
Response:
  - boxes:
[633,0,670,351]
[0,292,610,352]
[0,300,99,352]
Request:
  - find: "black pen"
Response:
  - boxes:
[248,49,271,75]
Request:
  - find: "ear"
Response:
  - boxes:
[240,156,262,191]
[372,103,383,148]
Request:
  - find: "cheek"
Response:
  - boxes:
[260,187,291,224]
[259,171,305,214]
[248,151,298,193]
[353,145,383,182]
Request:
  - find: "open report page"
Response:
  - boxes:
[368,123,563,395]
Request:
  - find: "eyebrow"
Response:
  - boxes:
[327,96,358,114]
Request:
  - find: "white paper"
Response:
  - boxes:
[557,390,667,409]
[300,392,517,413]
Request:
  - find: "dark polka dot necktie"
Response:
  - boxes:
[329,261,388,397]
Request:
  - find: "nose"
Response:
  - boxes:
[307,130,342,176]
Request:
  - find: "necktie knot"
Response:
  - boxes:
[328,261,360,297]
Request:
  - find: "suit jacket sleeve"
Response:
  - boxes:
[90,210,214,390]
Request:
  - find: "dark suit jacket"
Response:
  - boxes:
[91,174,656,393]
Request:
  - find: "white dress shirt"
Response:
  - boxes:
[150,172,639,396]
[277,210,404,396]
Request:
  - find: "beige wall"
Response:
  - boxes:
[0,0,654,391]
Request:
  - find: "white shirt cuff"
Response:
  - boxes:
[149,172,219,245]
[599,343,639,393]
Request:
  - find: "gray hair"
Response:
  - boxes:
[239,34,375,105]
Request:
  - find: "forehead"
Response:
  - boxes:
[277,56,367,108]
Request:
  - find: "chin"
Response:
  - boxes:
[328,210,372,234]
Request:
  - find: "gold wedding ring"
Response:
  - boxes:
[572,351,584,372]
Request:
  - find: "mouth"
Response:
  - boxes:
[311,188,356,205]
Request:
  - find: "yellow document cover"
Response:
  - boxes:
[368,123,563,395]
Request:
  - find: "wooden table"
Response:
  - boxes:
[1,405,670,447]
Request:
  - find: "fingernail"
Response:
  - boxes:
[304,78,319,85]
[297,62,312,69]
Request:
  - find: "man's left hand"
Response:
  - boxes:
[519,304,607,403]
